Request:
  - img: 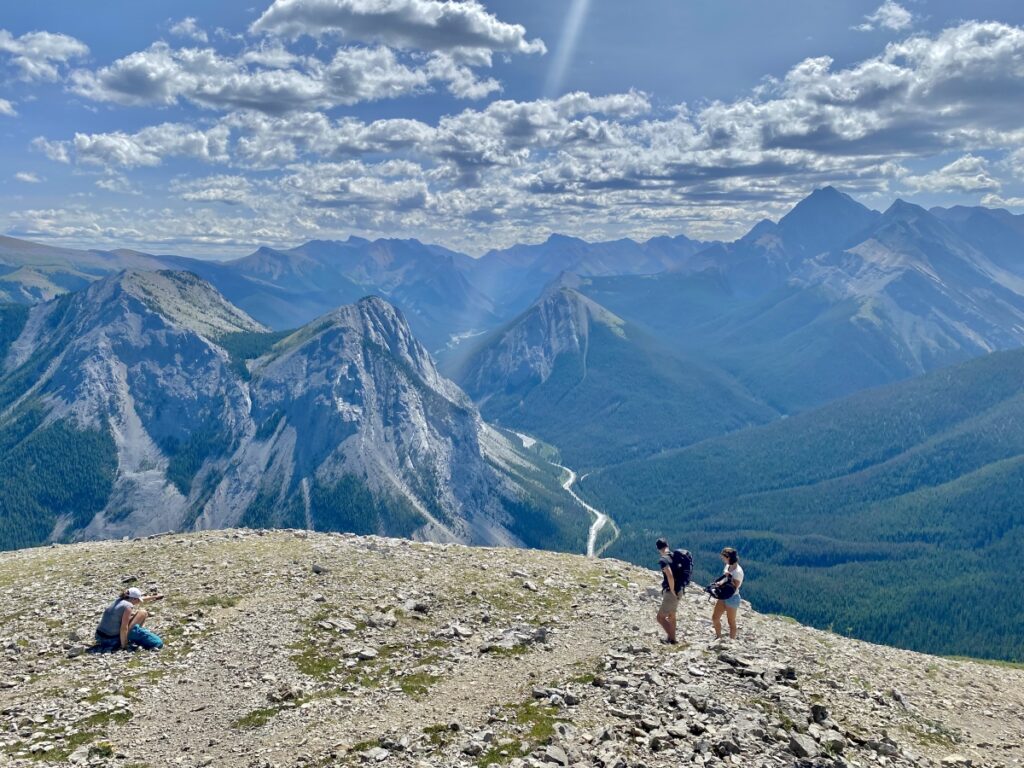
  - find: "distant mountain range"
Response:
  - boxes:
[577,188,1024,411]
[0,231,715,353]
[6,188,1024,660]
[6,187,1024,410]
[0,270,585,552]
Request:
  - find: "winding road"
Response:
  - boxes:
[514,432,618,557]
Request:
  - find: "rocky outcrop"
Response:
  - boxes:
[0,530,1018,768]
[457,285,626,399]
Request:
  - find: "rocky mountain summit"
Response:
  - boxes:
[1,530,1019,768]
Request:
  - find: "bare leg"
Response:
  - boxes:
[711,600,725,639]
[656,610,676,642]
[725,605,738,639]
[129,609,148,630]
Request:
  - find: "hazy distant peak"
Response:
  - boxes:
[882,198,929,219]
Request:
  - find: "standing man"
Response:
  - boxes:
[655,538,681,644]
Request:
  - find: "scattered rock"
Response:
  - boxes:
[790,733,819,759]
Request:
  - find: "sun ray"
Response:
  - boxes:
[544,0,592,98]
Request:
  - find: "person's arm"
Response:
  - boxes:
[142,593,165,603]
[662,566,675,594]
[731,568,742,591]
[119,606,133,649]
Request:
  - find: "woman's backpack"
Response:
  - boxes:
[704,573,736,601]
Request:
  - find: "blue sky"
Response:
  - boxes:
[1,0,1024,257]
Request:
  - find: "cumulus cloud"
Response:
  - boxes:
[169,17,209,43]
[0,98,16,116]
[70,41,508,113]
[855,1,914,32]
[26,20,1024,251]
[171,174,255,205]
[904,154,1000,193]
[981,193,1024,209]
[31,136,70,163]
[0,28,88,81]
[250,0,545,57]
[15,172,42,183]
[73,123,231,168]
[96,174,141,195]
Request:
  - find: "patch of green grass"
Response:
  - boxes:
[903,716,960,748]
[291,646,342,678]
[193,595,240,609]
[399,671,440,698]
[79,710,133,729]
[509,701,562,744]
[483,644,529,657]
[88,742,114,758]
[231,707,282,730]
[4,730,98,763]
[423,724,451,747]
[349,738,380,752]
[945,655,1024,670]
[477,743,525,766]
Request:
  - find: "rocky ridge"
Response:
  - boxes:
[1,530,1020,768]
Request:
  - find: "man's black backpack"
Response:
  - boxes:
[670,549,692,592]
[704,573,736,601]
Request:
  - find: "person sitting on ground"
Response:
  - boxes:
[711,547,744,641]
[94,586,165,651]
[655,538,682,645]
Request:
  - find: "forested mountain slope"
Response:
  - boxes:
[455,284,776,469]
[581,347,1024,661]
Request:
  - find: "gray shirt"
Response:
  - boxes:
[97,599,133,637]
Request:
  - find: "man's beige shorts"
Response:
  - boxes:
[659,589,679,614]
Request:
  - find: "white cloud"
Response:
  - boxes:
[855,1,914,32]
[31,136,71,163]
[250,0,545,57]
[981,193,1024,209]
[0,98,16,116]
[73,123,231,168]
[169,17,209,43]
[25,20,1024,251]
[904,154,1000,193]
[0,28,88,81]
[15,171,43,183]
[95,174,141,195]
[70,41,505,113]
[171,174,254,205]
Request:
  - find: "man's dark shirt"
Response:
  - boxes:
[658,553,677,593]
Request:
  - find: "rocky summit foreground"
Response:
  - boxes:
[0,531,1020,768]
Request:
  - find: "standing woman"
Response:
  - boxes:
[711,547,744,640]
[94,587,165,651]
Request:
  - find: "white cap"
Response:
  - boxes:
[126,587,144,600]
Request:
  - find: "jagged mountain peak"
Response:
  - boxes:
[533,284,625,336]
